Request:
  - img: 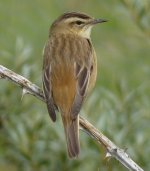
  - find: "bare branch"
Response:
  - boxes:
[0,65,144,171]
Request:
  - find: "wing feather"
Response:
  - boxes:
[71,64,90,118]
[71,38,93,118]
[43,42,57,122]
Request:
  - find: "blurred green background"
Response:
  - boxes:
[0,0,150,171]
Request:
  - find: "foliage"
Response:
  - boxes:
[0,0,150,170]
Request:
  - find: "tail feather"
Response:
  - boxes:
[62,115,80,158]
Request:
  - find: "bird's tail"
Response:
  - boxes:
[61,114,80,158]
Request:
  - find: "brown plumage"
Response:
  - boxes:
[42,12,107,158]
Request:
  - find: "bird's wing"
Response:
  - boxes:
[71,38,93,118]
[42,41,57,122]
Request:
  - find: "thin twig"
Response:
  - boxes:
[0,65,144,171]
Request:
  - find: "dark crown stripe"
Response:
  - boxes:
[62,12,92,20]
[51,12,92,28]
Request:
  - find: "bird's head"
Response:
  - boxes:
[50,12,107,38]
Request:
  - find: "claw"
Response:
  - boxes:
[21,88,29,100]
[105,151,112,160]
[0,74,3,79]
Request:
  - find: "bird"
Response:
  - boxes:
[42,12,107,158]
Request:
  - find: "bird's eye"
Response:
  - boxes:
[75,21,84,25]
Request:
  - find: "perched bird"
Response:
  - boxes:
[42,12,107,158]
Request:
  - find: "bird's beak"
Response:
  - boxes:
[87,18,108,25]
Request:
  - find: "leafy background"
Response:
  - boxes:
[0,0,150,171]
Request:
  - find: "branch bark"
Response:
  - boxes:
[0,65,144,171]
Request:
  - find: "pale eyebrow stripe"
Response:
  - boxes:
[64,17,87,23]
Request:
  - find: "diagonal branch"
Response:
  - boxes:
[0,65,144,171]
